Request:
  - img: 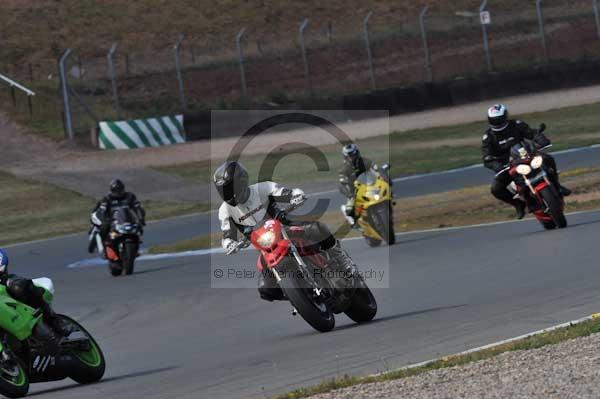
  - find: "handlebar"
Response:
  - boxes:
[225,201,305,255]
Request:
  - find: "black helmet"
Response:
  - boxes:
[487,104,509,132]
[109,178,126,199]
[213,161,250,206]
[342,143,360,161]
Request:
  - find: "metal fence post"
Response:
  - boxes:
[107,41,121,118]
[363,11,377,90]
[593,0,600,39]
[536,0,549,63]
[480,0,492,72]
[299,18,313,96]
[419,6,432,82]
[59,49,74,140]
[236,28,249,107]
[174,34,187,111]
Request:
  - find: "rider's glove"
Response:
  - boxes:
[223,238,239,254]
[290,188,306,206]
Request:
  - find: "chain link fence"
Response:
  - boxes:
[2,0,600,141]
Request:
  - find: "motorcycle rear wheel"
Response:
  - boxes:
[364,236,382,247]
[344,275,377,323]
[109,262,123,277]
[279,263,335,333]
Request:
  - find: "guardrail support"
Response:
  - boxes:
[236,28,249,108]
[174,34,187,111]
[536,0,549,63]
[107,41,121,118]
[363,11,376,90]
[59,49,74,140]
[593,0,600,39]
[480,0,492,72]
[419,6,433,82]
[299,18,313,96]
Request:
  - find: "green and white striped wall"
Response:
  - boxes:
[98,115,185,150]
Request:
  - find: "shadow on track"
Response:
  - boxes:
[28,366,179,397]
[284,304,467,338]
[133,265,176,276]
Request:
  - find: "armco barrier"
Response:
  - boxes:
[98,115,185,150]
[183,59,600,141]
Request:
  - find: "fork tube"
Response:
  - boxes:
[271,269,282,283]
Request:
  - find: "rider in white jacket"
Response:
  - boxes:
[214,161,354,301]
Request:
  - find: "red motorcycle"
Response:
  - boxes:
[496,135,567,230]
[227,205,377,332]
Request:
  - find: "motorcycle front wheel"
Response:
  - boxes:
[279,263,335,333]
[58,315,106,384]
[540,187,567,229]
[0,352,29,398]
[122,240,138,275]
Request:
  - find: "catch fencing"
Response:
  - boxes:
[2,0,600,142]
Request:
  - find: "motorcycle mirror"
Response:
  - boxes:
[381,163,390,170]
[539,123,546,132]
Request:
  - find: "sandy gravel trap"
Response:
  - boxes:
[310,333,600,399]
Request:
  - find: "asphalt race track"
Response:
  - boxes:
[6,145,600,398]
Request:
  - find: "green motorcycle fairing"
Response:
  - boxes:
[0,277,55,342]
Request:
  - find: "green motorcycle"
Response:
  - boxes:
[0,278,105,398]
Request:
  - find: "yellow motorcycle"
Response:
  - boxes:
[341,165,395,247]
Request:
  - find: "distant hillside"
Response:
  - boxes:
[1,0,553,67]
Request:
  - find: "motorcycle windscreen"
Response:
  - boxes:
[111,207,137,226]
[355,169,378,186]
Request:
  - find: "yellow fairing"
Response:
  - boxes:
[353,169,392,240]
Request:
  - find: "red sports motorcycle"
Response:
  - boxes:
[496,135,567,230]
[227,206,377,332]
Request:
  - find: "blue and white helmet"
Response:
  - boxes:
[488,104,509,132]
[342,143,360,160]
[0,249,8,277]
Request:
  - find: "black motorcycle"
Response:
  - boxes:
[89,208,142,276]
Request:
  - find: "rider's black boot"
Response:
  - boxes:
[515,202,526,220]
[257,271,285,302]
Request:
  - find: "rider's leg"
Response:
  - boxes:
[285,221,354,272]
[491,174,526,219]
[257,269,285,301]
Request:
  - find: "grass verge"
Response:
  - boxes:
[148,167,600,254]
[0,171,209,246]
[272,316,600,399]
[155,102,600,187]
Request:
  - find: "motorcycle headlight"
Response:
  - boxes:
[531,156,543,169]
[256,231,276,248]
[516,164,532,175]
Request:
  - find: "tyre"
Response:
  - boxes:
[387,202,396,245]
[58,315,106,384]
[540,187,567,228]
[122,241,137,275]
[109,263,123,277]
[344,275,377,323]
[371,202,394,245]
[0,356,29,398]
[541,220,556,230]
[279,263,335,333]
[364,236,382,247]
